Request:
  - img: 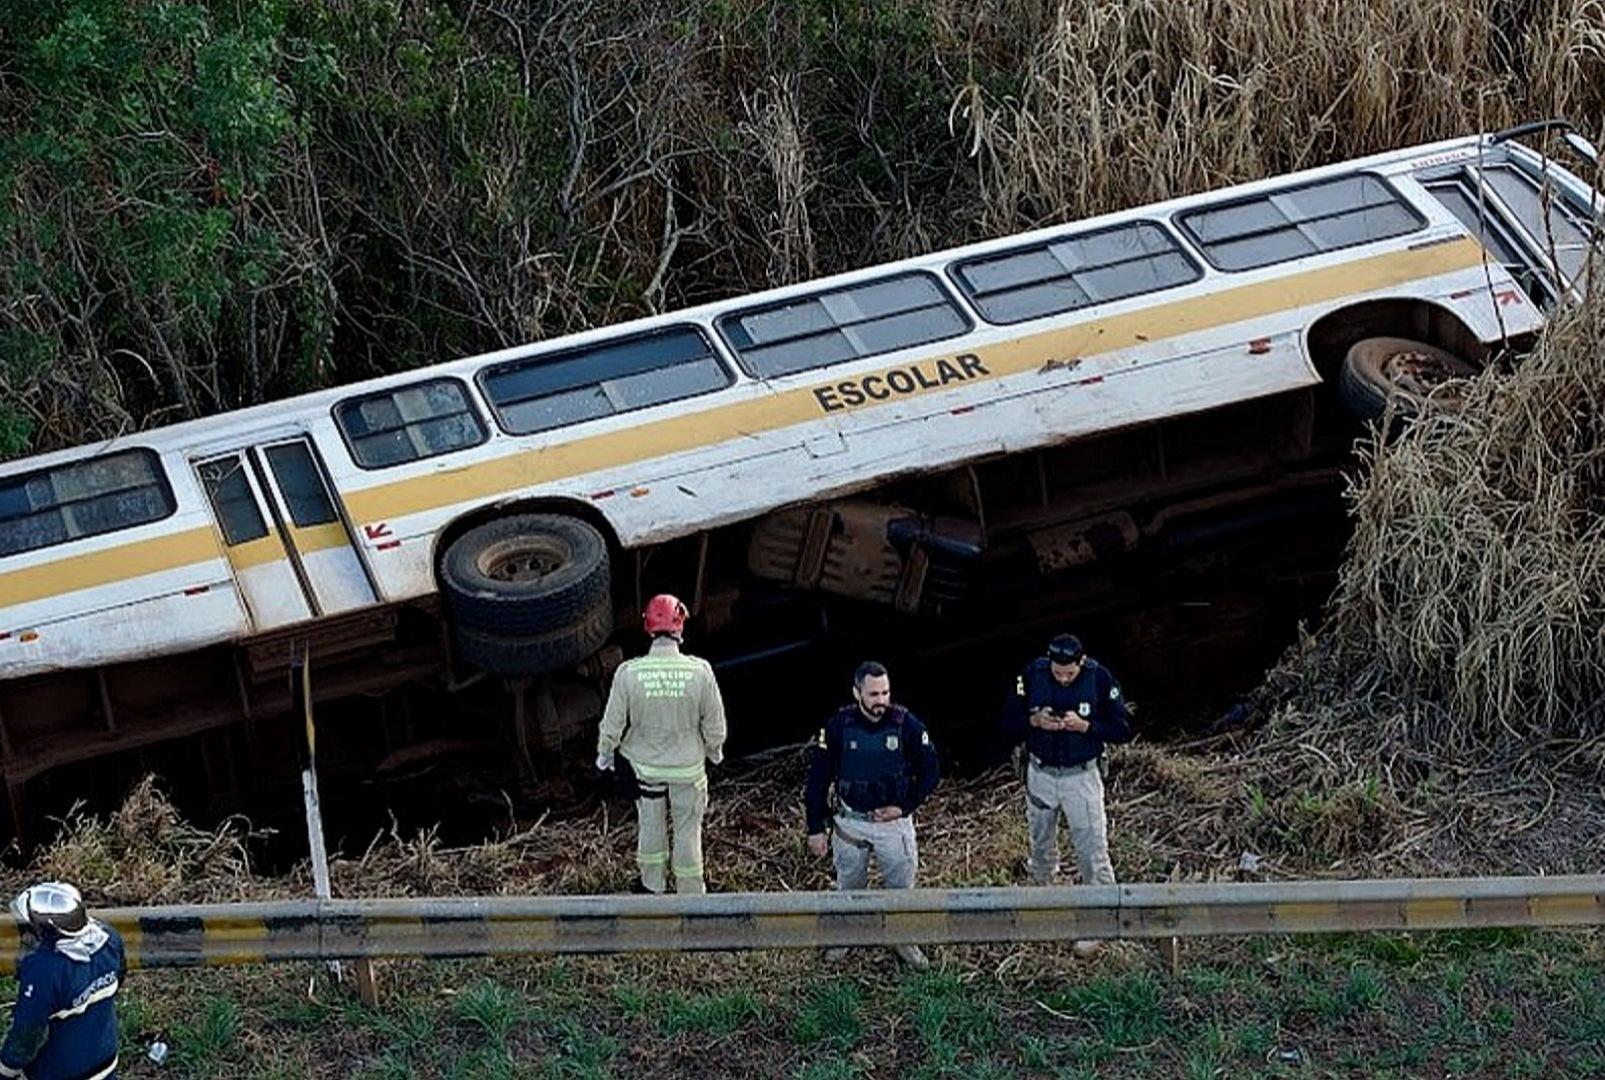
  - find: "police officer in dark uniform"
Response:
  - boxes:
[805,660,941,968]
[1005,634,1132,908]
[1,882,125,1080]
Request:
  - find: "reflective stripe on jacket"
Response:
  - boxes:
[598,637,727,780]
[0,922,123,1080]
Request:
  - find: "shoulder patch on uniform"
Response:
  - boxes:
[921,730,931,745]
[1015,675,1024,696]
[814,728,827,749]
[1110,686,1121,699]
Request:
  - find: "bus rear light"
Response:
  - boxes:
[0,631,10,640]
[18,631,37,643]
[377,540,401,551]
[590,489,616,500]
[1248,338,1273,355]
[184,585,210,595]
[630,487,650,497]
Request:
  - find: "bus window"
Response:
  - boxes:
[0,449,175,558]
[718,271,971,379]
[1479,163,1598,286]
[951,221,1201,325]
[1180,174,1425,271]
[335,378,487,469]
[195,457,269,545]
[1425,177,1557,309]
[262,442,338,527]
[480,325,731,437]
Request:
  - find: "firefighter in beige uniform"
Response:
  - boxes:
[596,594,727,895]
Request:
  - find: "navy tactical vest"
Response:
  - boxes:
[835,707,915,812]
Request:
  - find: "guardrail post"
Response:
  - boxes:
[293,647,379,1004]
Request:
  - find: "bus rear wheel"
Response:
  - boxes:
[440,514,614,672]
[453,597,614,677]
[1338,336,1479,421]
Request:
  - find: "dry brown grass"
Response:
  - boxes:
[0,777,269,905]
[1334,291,1605,751]
[960,0,1605,230]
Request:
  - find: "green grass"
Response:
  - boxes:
[898,968,1002,1076]
[454,979,531,1046]
[658,988,764,1035]
[791,979,863,1049]
[97,928,1602,1078]
[172,996,242,1073]
[1043,971,1167,1048]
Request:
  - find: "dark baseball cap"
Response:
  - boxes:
[1047,634,1084,664]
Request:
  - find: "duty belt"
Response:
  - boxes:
[834,800,878,822]
[1030,755,1097,777]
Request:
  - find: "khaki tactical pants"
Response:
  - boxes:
[637,774,709,894]
[1025,760,1116,886]
[831,815,918,891]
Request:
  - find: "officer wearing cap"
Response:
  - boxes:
[597,593,728,895]
[1007,634,1133,904]
[1,882,125,1080]
[805,660,941,968]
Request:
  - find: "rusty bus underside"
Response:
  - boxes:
[0,387,1356,848]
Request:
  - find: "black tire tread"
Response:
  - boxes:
[454,598,615,677]
[1337,336,1476,422]
[440,514,611,637]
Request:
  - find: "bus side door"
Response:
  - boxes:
[194,438,377,630]
[255,437,378,616]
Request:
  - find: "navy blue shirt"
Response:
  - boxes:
[1,922,124,1080]
[1004,657,1133,768]
[804,705,941,834]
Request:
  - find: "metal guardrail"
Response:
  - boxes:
[0,876,1599,972]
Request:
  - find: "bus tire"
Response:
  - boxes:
[1338,336,1478,421]
[454,597,614,677]
[440,514,612,637]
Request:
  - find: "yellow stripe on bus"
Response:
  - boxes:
[0,528,220,611]
[226,532,290,572]
[0,237,1486,614]
[343,237,1485,525]
[289,522,353,555]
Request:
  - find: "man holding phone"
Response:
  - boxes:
[1007,634,1133,928]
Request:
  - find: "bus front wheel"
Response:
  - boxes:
[440,514,614,672]
[1337,336,1479,421]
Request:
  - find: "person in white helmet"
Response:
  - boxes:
[1,882,125,1080]
[596,593,728,895]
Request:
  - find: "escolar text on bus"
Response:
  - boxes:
[812,354,990,414]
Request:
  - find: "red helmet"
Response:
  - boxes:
[643,593,688,636]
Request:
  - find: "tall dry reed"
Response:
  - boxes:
[959,0,1605,229]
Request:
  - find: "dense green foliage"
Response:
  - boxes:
[2,0,1601,458]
